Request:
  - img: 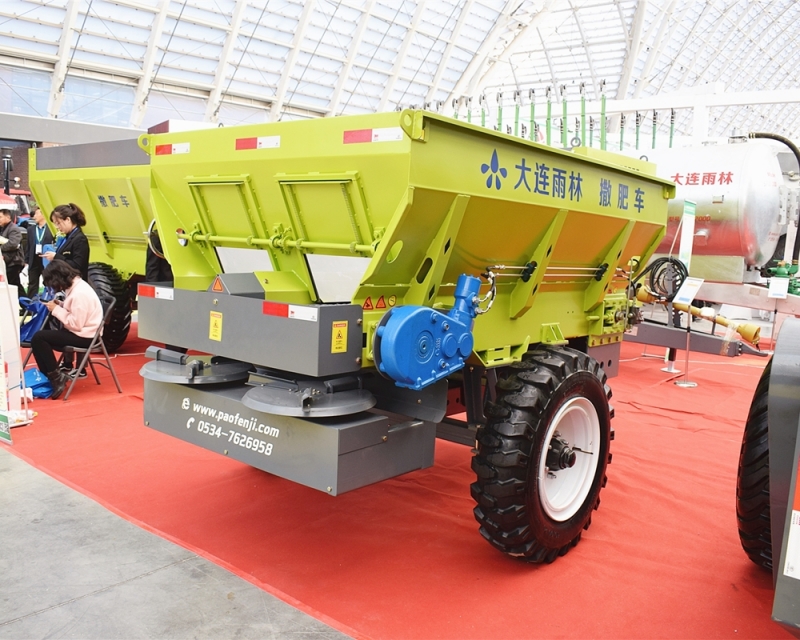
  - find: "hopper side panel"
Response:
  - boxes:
[145,112,413,295]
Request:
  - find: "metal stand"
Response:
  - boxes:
[661,347,681,373]
[662,266,681,373]
[674,323,697,388]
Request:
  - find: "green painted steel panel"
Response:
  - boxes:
[30,110,674,369]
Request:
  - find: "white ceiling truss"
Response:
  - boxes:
[0,0,798,142]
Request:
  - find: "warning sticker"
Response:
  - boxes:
[288,305,318,322]
[376,296,386,309]
[785,512,800,580]
[362,297,373,310]
[211,276,224,293]
[209,311,223,341]
[331,321,348,353]
[783,456,800,580]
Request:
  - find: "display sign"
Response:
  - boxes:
[0,413,10,445]
[0,266,21,414]
[769,276,790,300]
[672,277,705,306]
[677,199,696,271]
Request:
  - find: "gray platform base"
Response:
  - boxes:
[771,317,800,634]
[624,320,766,357]
[143,379,435,496]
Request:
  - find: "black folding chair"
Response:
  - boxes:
[59,294,123,401]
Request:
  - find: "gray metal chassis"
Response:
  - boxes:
[143,378,436,496]
[770,318,800,631]
[138,285,363,377]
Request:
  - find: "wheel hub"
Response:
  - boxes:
[546,432,577,470]
[537,396,601,522]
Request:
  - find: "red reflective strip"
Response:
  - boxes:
[343,129,373,144]
[154,144,173,155]
[139,284,155,298]
[235,137,258,150]
[262,301,289,317]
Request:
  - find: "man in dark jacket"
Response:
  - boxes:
[0,208,25,298]
[25,207,54,298]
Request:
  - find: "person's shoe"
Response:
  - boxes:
[67,368,87,379]
[47,370,68,400]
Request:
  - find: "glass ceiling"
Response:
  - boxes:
[0,0,797,144]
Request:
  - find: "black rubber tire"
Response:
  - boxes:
[87,262,132,353]
[736,358,772,570]
[471,346,613,563]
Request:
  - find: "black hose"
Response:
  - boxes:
[749,132,800,264]
[633,256,688,301]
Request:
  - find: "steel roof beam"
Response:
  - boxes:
[459,0,556,101]
[672,5,747,89]
[205,0,248,122]
[442,0,520,105]
[587,88,800,115]
[377,2,427,112]
[539,27,558,91]
[631,0,682,99]
[130,0,171,128]
[425,0,475,105]
[47,0,81,118]
[614,0,648,100]
[270,0,317,121]
[568,2,600,98]
[648,2,730,98]
[328,0,375,116]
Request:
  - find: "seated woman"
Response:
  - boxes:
[31,260,103,399]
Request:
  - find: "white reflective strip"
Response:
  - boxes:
[288,305,318,322]
[154,287,174,300]
[172,142,191,154]
[258,136,280,149]
[371,127,404,142]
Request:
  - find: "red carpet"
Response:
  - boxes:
[5,326,788,639]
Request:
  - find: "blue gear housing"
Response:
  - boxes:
[375,275,481,390]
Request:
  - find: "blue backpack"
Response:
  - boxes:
[19,291,53,343]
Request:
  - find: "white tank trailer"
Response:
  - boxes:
[644,137,800,283]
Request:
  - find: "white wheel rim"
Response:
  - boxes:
[537,396,601,522]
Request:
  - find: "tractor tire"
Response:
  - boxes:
[87,262,132,353]
[471,346,613,563]
[736,358,772,570]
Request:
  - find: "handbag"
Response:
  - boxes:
[24,368,53,399]
[19,293,53,343]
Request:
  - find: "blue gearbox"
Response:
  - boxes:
[374,275,481,390]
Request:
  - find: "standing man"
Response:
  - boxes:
[25,207,54,298]
[0,208,24,298]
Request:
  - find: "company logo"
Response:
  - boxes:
[481,149,507,190]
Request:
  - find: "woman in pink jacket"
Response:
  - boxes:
[31,260,103,399]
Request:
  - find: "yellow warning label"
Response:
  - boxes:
[331,321,348,353]
[209,311,223,341]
